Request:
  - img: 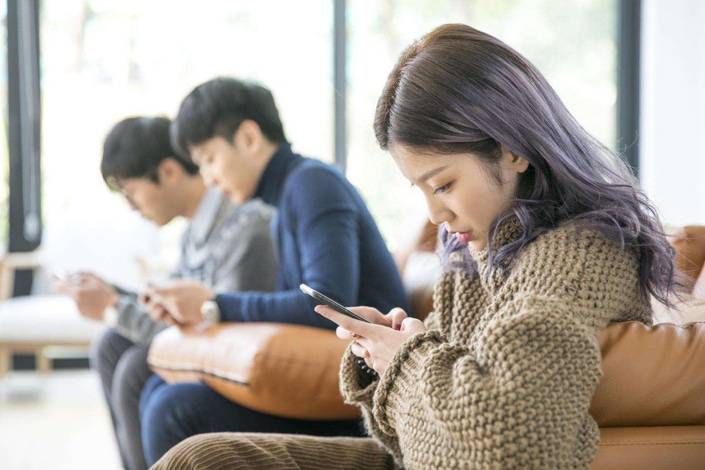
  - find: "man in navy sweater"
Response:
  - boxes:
[139,77,410,466]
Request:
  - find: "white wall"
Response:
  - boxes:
[641,0,705,226]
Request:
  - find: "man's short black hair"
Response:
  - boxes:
[101,116,199,191]
[170,77,287,158]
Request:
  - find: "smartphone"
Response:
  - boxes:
[52,269,71,283]
[299,283,370,323]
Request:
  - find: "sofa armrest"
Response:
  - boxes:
[147,322,360,421]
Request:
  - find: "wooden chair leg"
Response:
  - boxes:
[0,347,10,377]
[36,348,51,374]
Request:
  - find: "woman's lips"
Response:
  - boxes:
[454,231,472,244]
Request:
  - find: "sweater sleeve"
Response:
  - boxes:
[209,202,278,294]
[112,294,167,345]
[338,271,481,411]
[371,296,604,467]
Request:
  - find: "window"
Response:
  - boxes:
[33,0,619,283]
[39,0,333,286]
[346,0,618,250]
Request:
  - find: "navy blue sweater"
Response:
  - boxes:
[216,144,410,330]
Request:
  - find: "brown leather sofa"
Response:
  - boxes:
[149,222,705,469]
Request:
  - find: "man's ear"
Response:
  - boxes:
[157,158,183,185]
[233,120,265,154]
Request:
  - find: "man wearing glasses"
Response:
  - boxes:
[56,116,278,470]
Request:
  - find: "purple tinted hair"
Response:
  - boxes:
[374,24,682,305]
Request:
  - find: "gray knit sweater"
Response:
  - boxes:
[340,220,652,469]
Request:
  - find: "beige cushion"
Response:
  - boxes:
[0,294,105,344]
[667,225,705,288]
[653,297,705,324]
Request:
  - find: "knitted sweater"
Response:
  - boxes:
[340,220,652,469]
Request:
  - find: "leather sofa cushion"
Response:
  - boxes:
[147,322,360,420]
[590,321,705,426]
[592,426,705,469]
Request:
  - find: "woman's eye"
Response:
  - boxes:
[433,182,452,194]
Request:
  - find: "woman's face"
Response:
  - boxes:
[391,145,529,251]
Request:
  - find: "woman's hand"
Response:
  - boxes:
[315,305,426,377]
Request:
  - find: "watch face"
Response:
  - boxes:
[200,300,220,324]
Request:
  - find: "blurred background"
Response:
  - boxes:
[0,0,702,468]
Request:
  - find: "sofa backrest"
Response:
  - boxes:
[591,321,705,426]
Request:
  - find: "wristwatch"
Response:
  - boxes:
[103,305,119,327]
[200,295,221,324]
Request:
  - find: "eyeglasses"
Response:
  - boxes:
[106,166,159,207]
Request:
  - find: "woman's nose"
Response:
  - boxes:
[425,198,451,226]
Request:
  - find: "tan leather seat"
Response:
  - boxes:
[591,321,705,469]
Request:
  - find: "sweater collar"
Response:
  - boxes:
[253,143,303,207]
[468,215,524,267]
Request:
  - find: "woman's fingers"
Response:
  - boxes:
[388,307,409,331]
[327,306,414,339]
[315,305,377,338]
[350,341,369,358]
[401,317,426,333]
[336,326,360,341]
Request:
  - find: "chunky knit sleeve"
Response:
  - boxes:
[372,298,603,468]
[339,270,462,410]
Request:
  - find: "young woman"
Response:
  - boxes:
[152,23,679,470]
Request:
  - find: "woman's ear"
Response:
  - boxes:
[511,153,530,174]
[501,145,530,174]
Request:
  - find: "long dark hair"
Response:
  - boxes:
[374,23,680,305]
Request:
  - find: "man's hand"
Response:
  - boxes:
[141,279,213,326]
[55,272,119,322]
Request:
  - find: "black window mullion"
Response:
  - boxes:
[617,0,641,178]
[333,0,347,170]
[7,0,42,296]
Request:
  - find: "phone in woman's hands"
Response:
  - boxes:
[300,284,379,377]
[299,284,370,323]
